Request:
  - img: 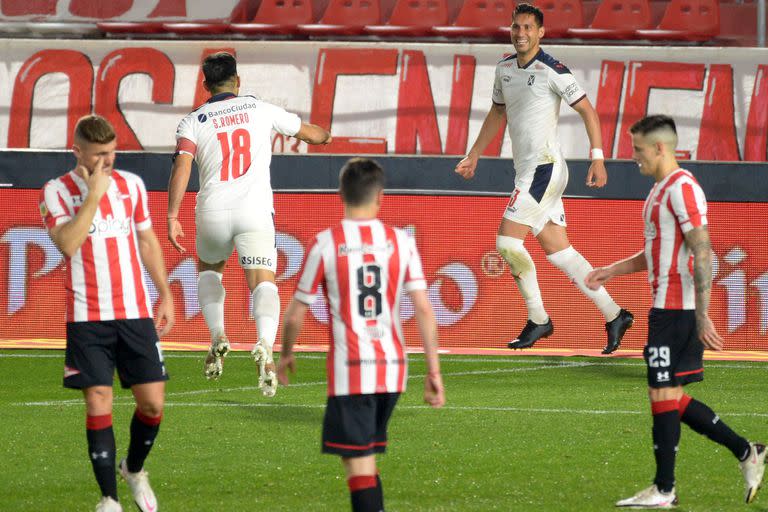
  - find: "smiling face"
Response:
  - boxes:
[511,13,544,59]
[631,132,662,178]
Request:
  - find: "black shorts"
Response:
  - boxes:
[322,393,400,458]
[644,308,704,388]
[64,318,168,390]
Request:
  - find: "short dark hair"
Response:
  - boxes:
[74,115,115,144]
[202,52,237,89]
[629,115,677,137]
[514,3,544,26]
[339,158,385,206]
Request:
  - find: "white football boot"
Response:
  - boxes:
[740,442,767,503]
[95,497,122,512]
[616,484,678,508]
[204,335,230,380]
[119,458,158,512]
[251,339,277,397]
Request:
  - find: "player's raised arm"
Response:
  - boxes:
[47,158,111,258]
[456,103,506,180]
[294,122,332,145]
[571,97,607,188]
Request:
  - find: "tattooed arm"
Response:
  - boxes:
[684,226,724,351]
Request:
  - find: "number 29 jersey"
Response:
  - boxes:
[294,219,428,397]
[174,93,301,214]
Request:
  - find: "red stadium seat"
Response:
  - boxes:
[533,0,584,38]
[230,0,314,35]
[431,0,515,39]
[567,0,652,39]
[298,0,381,36]
[635,0,720,41]
[364,0,449,37]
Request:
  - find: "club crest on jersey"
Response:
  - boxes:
[527,75,535,86]
[645,223,657,239]
[198,113,208,123]
[39,202,48,217]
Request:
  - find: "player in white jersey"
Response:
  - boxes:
[455,3,633,353]
[278,158,445,512]
[40,115,175,512]
[167,52,331,395]
[586,115,765,508]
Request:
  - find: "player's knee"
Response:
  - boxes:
[252,281,280,320]
[496,235,534,277]
[136,401,164,419]
[198,270,225,306]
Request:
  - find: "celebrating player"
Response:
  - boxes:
[167,52,331,395]
[455,3,633,353]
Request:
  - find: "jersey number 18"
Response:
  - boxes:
[217,128,252,181]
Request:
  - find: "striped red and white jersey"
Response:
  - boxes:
[642,168,708,310]
[39,169,153,322]
[294,218,427,397]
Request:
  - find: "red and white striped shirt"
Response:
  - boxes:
[294,219,427,397]
[40,170,153,322]
[643,168,708,310]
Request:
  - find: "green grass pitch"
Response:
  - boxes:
[1,350,766,511]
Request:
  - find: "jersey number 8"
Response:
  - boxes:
[217,128,252,181]
[357,264,383,319]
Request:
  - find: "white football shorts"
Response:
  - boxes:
[195,208,277,272]
[502,160,568,236]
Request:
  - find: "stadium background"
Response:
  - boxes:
[0,0,767,356]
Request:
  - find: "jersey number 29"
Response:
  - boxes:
[217,128,252,181]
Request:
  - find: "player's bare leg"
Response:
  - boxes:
[199,260,230,380]
[246,268,279,397]
[537,222,633,353]
[497,219,553,349]
[343,455,382,512]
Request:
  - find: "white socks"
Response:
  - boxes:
[198,270,226,339]
[546,246,620,321]
[252,281,280,350]
[496,235,548,324]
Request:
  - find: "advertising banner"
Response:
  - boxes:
[0,40,767,161]
[2,189,767,352]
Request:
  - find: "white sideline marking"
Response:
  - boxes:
[15,363,588,405]
[1,352,766,370]
[14,400,768,419]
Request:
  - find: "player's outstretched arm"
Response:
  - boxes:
[410,289,445,408]
[585,250,647,290]
[167,152,193,253]
[295,123,332,145]
[455,103,506,180]
[571,97,607,188]
[684,226,724,351]
[278,298,309,385]
[137,228,175,337]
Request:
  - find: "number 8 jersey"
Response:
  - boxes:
[294,218,428,397]
[174,92,301,213]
